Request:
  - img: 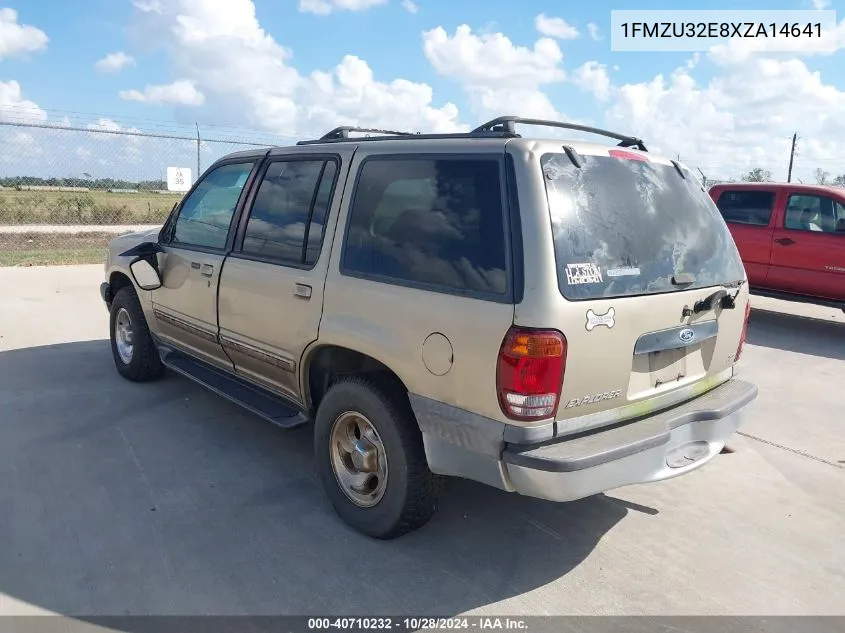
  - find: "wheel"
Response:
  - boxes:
[314,376,443,539]
[109,286,164,382]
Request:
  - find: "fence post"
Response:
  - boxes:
[196,123,201,177]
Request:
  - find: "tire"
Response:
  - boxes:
[314,376,443,539]
[109,286,165,382]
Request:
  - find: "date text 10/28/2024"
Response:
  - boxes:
[307,617,529,631]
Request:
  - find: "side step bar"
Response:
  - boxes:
[160,348,310,429]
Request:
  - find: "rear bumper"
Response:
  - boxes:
[410,378,757,502]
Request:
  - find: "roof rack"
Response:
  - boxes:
[321,126,416,140]
[471,116,648,152]
[295,116,648,150]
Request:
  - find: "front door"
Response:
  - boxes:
[217,151,350,403]
[152,159,259,369]
[768,191,845,301]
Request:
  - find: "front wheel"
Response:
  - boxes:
[314,377,443,539]
[109,286,164,382]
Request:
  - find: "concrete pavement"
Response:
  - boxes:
[1,265,843,617]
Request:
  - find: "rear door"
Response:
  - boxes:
[525,147,750,435]
[216,150,351,403]
[710,187,777,288]
[767,190,845,301]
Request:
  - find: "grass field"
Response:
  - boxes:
[0,189,182,225]
[0,232,118,266]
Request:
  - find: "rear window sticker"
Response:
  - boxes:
[586,307,616,331]
[606,266,641,278]
[565,262,603,285]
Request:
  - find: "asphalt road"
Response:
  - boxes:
[1,265,844,617]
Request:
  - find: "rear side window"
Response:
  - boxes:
[715,190,775,226]
[241,158,338,265]
[341,157,508,296]
[541,153,746,301]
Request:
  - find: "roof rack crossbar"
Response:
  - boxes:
[295,130,513,145]
[317,126,416,141]
[471,116,648,152]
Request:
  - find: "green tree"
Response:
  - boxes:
[741,168,772,182]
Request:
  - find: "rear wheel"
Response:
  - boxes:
[314,376,443,539]
[109,286,164,382]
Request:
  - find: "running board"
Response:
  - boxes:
[160,349,310,429]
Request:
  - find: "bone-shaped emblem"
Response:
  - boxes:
[585,307,616,331]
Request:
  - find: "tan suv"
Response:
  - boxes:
[100,116,758,539]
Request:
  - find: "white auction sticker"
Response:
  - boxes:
[606,266,641,278]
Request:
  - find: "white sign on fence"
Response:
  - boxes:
[166,167,193,192]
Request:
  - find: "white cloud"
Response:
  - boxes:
[402,0,419,14]
[298,0,387,15]
[129,0,461,135]
[571,61,612,101]
[422,24,566,120]
[534,14,579,40]
[0,80,47,123]
[95,51,136,73]
[120,80,206,106]
[603,53,845,180]
[0,8,48,61]
[812,0,830,9]
[587,23,601,41]
[423,25,565,87]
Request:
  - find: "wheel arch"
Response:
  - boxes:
[302,344,410,417]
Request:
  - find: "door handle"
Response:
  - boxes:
[293,283,312,299]
[190,262,201,269]
[201,264,214,277]
[774,237,795,246]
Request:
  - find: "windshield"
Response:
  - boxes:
[541,152,746,301]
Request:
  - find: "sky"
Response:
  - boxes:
[1,0,844,183]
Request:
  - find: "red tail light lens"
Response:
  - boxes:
[496,327,567,421]
[735,300,751,362]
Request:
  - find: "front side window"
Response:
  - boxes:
[542,152,746,301]
[785,194,842,234]
[172,162,255,250]
[341,157,508,296]
[241,159,337,264]
[715,190,775,226]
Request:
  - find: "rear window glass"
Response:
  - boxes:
[716,190,775,226]
[541,153,746,301]
[341,157,508,296]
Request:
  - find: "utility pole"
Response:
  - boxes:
[787,132,798,183]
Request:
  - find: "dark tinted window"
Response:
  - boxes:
[715,190,775,226]
[242,159,338,264]
[304,161,338,266]
[342,157,508,296]
[542,153,746,301]
[172,162,254,249]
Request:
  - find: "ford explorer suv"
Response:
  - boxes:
[100,116,758,539]
[710,182,845,312]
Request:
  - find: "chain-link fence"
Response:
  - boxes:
[0,120,292,266]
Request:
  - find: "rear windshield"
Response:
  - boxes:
[541,152,746,301]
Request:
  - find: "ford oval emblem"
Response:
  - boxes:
[679,328,696,343]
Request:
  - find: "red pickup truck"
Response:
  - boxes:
[709,182,845,312]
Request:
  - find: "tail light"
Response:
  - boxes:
[496,327,567,421]
[735,300,751,362]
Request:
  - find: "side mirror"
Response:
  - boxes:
[129,258,163,291]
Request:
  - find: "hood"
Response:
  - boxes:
[110,226,162,249]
